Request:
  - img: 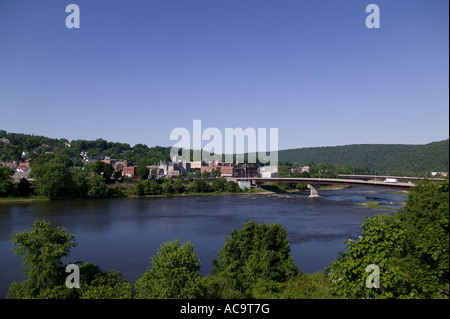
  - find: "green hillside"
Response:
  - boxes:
[279,139,449,176]
[1,129,448,177]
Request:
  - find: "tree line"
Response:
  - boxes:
[278,139,449,177]
[6,178,449,299]
[2,130,448,177]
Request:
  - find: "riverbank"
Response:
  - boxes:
[0,183,351,203]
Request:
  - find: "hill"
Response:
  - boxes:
[1,129,448,176]
[279,139,449,176]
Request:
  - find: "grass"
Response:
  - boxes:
[389,191,409,194]
[0,195,49,203]
[357,201,396,210]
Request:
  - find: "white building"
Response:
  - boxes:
[258,165,278,178]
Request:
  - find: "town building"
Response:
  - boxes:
[258,165,278,178]
[122,166,138,179]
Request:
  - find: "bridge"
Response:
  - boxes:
[235,177,416,197]
[339,174,445,183]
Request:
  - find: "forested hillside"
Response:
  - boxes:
[1,130,448,176]
[279,140,449,176]
[0,130,171,166]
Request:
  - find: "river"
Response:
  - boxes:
[0,186,407,297]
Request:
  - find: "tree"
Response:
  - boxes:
[78,262,133,299]
[17,177,31,197]
[8,220,77,298]
[161,181,173,194]
[329,178,449,299]
[211,177,226,192]
[202,171,210,178]
[225,180,240,193]
[134,239,204,299]
[32,163,74,199]
[190,179,210,193]
[136,165,149,180]
[71,168,88,197]
[0,165,14,197]
[172,180,185,194]
[211,221,298,295]
[86,161,114,182]
[87,173,108,198]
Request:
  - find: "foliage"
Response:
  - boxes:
[279,139,449,176]
[136,165,149,180]
[211,221,298,296]
[85,161,114,182]
[31,163,74,199]
[87,173,108,198]
[78,262,133,299]
[0,165,14,197]
[16,177,32,197]
[329,178,449,299]
[134,239,204,299]
[189,179,211,193]
[8,220,77,298]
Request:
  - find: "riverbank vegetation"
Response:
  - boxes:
[6,178,448,299]
[0,151,363,201]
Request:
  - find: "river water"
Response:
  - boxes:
[0,186,407,297]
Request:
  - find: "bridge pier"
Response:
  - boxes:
[307,184,320,198]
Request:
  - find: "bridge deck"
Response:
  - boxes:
[235,177,414,191]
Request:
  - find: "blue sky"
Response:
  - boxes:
[0,0,448,150]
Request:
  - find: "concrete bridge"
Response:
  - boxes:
[339,174,445,183]
[235,177,415,197]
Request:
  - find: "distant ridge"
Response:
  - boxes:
[279,139,449,176]
[1,129,448,176]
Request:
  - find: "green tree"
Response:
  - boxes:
[329,178,449,299]
[211,177,226,192]
[134,239,204,299]
[189,179,210,193]
[172,179,185,194]
[78,262,133,299]
[225,180,240,193]
[8,220,77,298]
[161,181,173,194]
[202,171,211,178]
[16,177,31,197]
[211,221,298,296]
[136,165,150,180]
[0,165,14,197]
[86,161,114,182]
[32,163,74,199]
[148,179,162,195]
[87,173,108,198]
[71,168,88,197]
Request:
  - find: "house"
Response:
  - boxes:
[431,172,448,177]
[113,160,129,171]
[122,166,138,179]
[158,161,182,177]
[300,166,310,173]
[146,165,163,179]
[0,137,9,144]
[258,166,278,178]
[18,162,30,170]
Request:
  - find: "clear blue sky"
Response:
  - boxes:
[0,0,448,150]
